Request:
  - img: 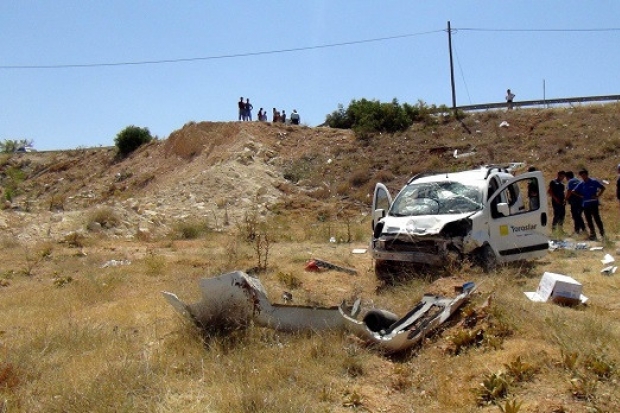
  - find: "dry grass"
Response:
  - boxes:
[1,211,619,412]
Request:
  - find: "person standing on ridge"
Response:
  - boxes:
[506,89,515,110]
[245,98,253,121]
[238,97,245,121]
[290,109,300,125]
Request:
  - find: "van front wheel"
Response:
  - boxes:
[475,245,497,273]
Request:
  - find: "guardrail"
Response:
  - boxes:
[456,94,620,111]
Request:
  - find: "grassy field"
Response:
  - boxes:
[1,210,619,412]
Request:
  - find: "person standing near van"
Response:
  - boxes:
[548,171,566,231]
[565,171,586,234]
[573,169,605,241]
[616,164,620,215]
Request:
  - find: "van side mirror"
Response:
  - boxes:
[497,203,510,217]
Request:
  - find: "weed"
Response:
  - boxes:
[560,350,580,371]
[569,373,597,401]
[21,247,47,277]
[342,355,365,378]
[86,206,120,229]
[144,253,167,276]
[342,389,364,408]
[52,275,74,288]
[497,399,523,413]
[583,353,615,379]
[173,219,209,239]
[447,328,483,355]
[275,271,302,289]
[0,362,20,390]
[504,356,538,383]
[390,365,414,392]
[475,371,511,406]
[48,194,66,211]
[63,231,85,248]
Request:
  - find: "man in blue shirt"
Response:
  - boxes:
[573,169,606,241]
[565,171,586,234]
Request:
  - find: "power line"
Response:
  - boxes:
[0,30,442,70]
[2,26,618,70]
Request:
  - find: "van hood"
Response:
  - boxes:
[381,212,474,236]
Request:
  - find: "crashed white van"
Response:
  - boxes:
[371,165,549,274]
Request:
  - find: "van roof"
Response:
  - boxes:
[410,166,514,187]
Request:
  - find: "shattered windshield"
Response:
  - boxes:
[390,181,483,216]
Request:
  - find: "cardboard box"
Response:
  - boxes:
[524,272,588,306]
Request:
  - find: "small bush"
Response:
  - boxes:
[114,125,153,157]
[87,207,120,229]
[173,220,209,240]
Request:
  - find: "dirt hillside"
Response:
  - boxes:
[2,104,620,243]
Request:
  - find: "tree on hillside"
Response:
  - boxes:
[0,139,33,153]
[114,126,153,157]
[324,98,449,134]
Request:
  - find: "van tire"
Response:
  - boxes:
[476,245,497,273]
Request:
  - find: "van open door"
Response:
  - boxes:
[371,183,392,231]
[487,171,550,263]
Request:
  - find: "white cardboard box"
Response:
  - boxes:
[524,272,588,305]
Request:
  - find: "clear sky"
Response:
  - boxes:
[1,1,619,150]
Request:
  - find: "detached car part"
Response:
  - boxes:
[162,270,351,332]
[339,282,476,353]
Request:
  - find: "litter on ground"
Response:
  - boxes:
[524,272,588,306]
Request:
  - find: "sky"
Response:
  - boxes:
[1,1,619,151]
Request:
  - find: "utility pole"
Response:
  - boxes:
[447,21,457,117]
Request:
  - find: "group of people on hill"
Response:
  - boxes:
[237,98,300,125]
[546,167,609,241]
[238,97,254,121]
[271,108,300,125]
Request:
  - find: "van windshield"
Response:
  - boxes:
[390,181,483,216]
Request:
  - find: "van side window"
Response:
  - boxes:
[491,178,530,218]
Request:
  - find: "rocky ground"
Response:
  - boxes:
[1,121,355,243]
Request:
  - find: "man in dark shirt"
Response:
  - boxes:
[238,97,245,121]
[616,164,620,214]
[547,171,566,232]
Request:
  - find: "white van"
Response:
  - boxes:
[371,165,549,274]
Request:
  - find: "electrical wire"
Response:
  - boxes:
[0,30,442,70]
[2,26,619,70]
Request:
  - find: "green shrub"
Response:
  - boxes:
[114,126,153,157]
[324,98,449,135]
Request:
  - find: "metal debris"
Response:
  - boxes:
[162,271,351,332]
[339,282,476,353]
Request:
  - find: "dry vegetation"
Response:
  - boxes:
[1,104,620,412]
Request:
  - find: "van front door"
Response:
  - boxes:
[371,183,392,231]
[487,172,549,262]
